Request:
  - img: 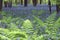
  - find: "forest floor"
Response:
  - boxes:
[2,4,60,21]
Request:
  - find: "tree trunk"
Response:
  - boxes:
[32,0,37,6]
[15,0,17,4]
[17,0,20,4]
[56,0,60,13]
[8,1,12,8]
[48,0,51,13]
[56,4,59,13]
[0,0,3,11]
[24,0,27,7]
[4,1,8,7]
[21,0,23,5]
[40,0,42,4]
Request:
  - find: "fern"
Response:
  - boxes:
[1,16,12,24]
[33,16,45,27]
[22,19,33,29]
[0,28,28,40]
[7,23,19,31]
[45,12,56,24]
[54,18,60,27]
[22,19,34,34]
[0,34,11,40]
[7,31,27,39]
[35,35,44,40]
[0,28,11,40]
[0,28,9,35]
[53,18,60,31]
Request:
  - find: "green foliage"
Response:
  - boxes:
[0,16,12,23]
[0,28,10,40]
[7,31,27,38]
[33,16,45,27]
[45,12,56,24]
[32,10,45,16]
[54,18,60,27]
[0,11,60,40]
[0,34,11,40]
[0,28,27,40]
[35,35,44,40]
[7,23,19,31]
[22,19,33,29]
[22,19,34,34]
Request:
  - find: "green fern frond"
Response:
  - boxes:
[7,31,27,38]
[0,34,11,40]
[45,12,56,24]
[33,16,45,27]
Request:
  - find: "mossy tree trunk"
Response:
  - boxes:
[15,0,17,4]
[21,0,23,5]
[40,0,42,4]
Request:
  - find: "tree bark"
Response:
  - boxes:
[32,0,38,6]
[21,0,23,5]
[4,1,8,7]
[15,0,17,4]
[24,0,27,7]
[8,1,12,8]
[40,0,42,4]
[48,0,51,13]
[56,0,60,13]
[0,0,3,11]
[56,4,58,13]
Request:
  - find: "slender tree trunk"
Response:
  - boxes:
[21,0,23,5]
[15,0,17,4]
[24,0,27,7]
[4,1,8,7]
[15,0,20,4]
[56,4,59,13]
[0,0,3,19]
[32,0,37,6]
[8,0,12,8]
[0,0,3,11]
[48,0,51,13]
[17,0,20,4]
[56,0,60,13]
[40,0,42,4]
